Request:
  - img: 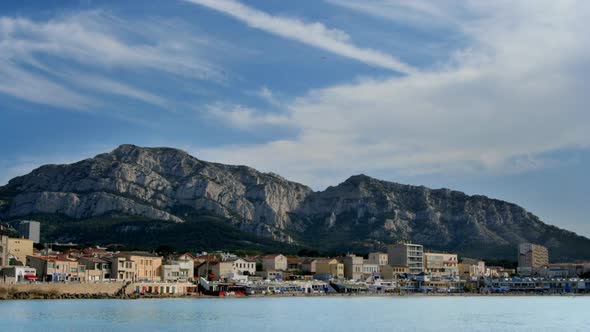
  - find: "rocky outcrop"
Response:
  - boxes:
[1,145,589,260]
[0,144,312,242]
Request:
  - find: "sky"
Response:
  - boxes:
[0,0,589,236]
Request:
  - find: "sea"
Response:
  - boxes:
[0,296,588,331]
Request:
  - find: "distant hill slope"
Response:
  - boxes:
[1,144,588,261]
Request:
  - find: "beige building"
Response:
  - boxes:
[518,243,549,268]
[79,257,112,281]
[6,238,34,264]
[424,252,458,278]
[301,259,318,273]
[387,243,424,274]
[315,259,344,279]
[116,252,162,282]
[109,256,136,281]
[262,254,288,271]
[368,252,388,266]
[380,265,409,279]
[458,258,486,279]
[340,254,364,280]
[26,256,87,282]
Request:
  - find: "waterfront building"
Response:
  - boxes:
[18,221,40,243]
[367,252,388,266]
[262,254,288,271]
[26,256,87,282]
[518,243,549,276]
[116,252,163,282]
[6,237,34,265]
[340,254,364,280]
[287,257,302,271]
[458,258,486,279]
[380,265,409,279]
[255,270,284,280]
[229,258,256,276]
[301,258,318,273]
[424,252,458,278]
[387,243,424,274]
[78,257,112,281]
[0,266,37,283]
[314,258,344,280]
[169,253,196,281]
[108,256,136,281]
[362,261,380,278]
[537,263,590,278]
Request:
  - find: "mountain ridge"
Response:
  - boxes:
[1,144,588,261]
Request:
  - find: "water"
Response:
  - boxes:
[0,296,588,331]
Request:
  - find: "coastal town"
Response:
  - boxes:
[1,220,590,298]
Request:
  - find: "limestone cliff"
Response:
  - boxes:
[1,145,588,260]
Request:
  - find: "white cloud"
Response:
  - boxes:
[197,1,590,189]
[0,12,221,110]
[184,0,414,74]
[204,102,291,131]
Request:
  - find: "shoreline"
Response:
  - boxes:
[2,291,588,301]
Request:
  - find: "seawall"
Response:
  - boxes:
[0,282,126,300]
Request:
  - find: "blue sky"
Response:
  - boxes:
[1,0,589,237]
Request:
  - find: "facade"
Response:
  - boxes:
[287,257,302,271]
[314,259,344,279]
[18,220,40,243]
[209,261,235,281]
[116,252,162,282]
[459,258,486,279]
[301,259,318,273]
[368,252,388,266]
[423,252,458,278]
[340,254,364,280]
[255,270,284,280]
[0,235,8,267]
[167,253,195,281]
[6,238,34,264]
[380,265,409,279]
[362,262,380,277]
[387,243,424,274]
[262,254,288,271]
[108,256,136,281]
[26,256,87,282]
[78,257,112,281]
[0,266,37,283]
[229,258,256,276]
[518,243,549,271]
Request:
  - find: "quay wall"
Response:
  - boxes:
[0,282,125,299]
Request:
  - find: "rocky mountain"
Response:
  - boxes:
[1,144,589,261]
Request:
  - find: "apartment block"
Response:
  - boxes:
[6,237,34,264]
[423,252,458,278]
[18,220,40,243]
[518,243,549,268]
[387,243,424,274]
[367,252,388,266]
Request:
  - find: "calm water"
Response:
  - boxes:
[0,296,588,331]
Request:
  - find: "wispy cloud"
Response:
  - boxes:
[204,102,291,131]
[0,11,221,110]
[198,1,590,189]
[184,0,414,74]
